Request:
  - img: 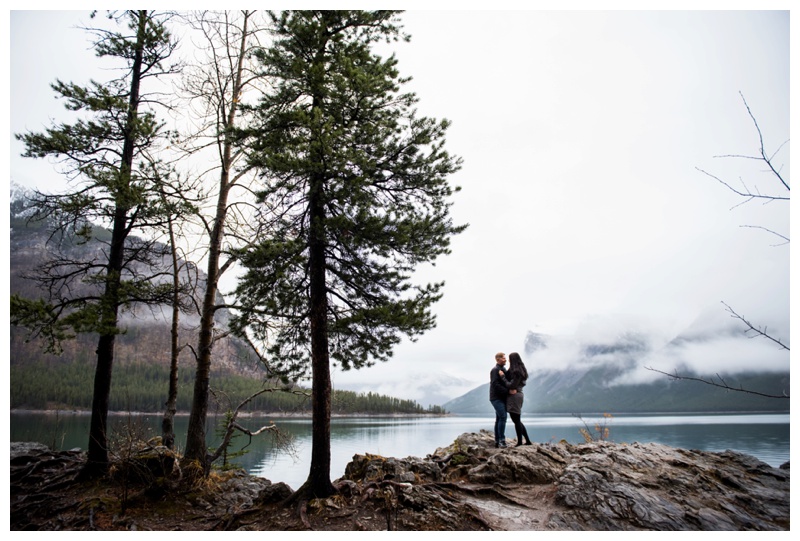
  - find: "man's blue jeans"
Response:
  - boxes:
[490,398,507,444]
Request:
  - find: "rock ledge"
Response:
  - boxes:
[10,431,789,531]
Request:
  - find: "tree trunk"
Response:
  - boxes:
[182,12,251,472]
[85,332,116,473]
[183,177,228,472]
[83,10,147,477]
[161,213,180,450]
[304,168,335,498]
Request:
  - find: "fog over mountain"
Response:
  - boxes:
[443,316,789,415]
[332,306,790,410]
[432,304,790,414]
[522,308,789,387]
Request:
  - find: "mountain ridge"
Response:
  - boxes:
[444,365,789,415]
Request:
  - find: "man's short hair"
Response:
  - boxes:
[495,352,505,361]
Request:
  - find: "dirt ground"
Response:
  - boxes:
[10,444,564,531]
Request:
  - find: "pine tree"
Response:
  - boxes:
[233,10,466,499]
[12,10,180,476]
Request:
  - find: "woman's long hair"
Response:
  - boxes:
[507,352,528,385]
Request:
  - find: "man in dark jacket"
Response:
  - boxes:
[490,352,510,448]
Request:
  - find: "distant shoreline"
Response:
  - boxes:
[10,408,787,417]
[9,409,450,418]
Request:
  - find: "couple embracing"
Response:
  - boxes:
[489,351,532,448]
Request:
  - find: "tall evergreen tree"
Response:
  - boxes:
[233,10,466,499]
[12,10,180,476]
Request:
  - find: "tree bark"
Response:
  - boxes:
[83,10,147,477]
[183,12,251,472]
[182,127,231,472]
[305,171,335,498]
[161,213,180,450]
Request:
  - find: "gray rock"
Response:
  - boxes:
[345,430,789,530]
[256,480,294,505]
[466,443,564,484]
[343,453,443,484]
[10,441,51,460]
[551,441,789,530]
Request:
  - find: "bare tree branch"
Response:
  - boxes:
[739,224,789,246]
[207,387,297,465]
[721,301,789,351]
[645,367,789,399]
[698,92,790,237]
[695,166,789,208]
[738,91,790,192]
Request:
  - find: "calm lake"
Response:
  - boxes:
[10,411,790,490]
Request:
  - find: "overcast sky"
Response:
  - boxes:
[5,5,793,406]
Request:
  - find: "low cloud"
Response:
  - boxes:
[331,303,789,407]
[525,307,790,387]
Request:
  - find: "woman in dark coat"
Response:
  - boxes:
[503,352,532,446]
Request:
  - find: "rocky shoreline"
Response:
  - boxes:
[10,430,789,531]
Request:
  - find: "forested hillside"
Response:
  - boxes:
[9,186,443,416]
[10,354,439,415]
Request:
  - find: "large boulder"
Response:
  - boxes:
[550,441,790,530]
[341,430,790,531]
[344,452,444,484]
